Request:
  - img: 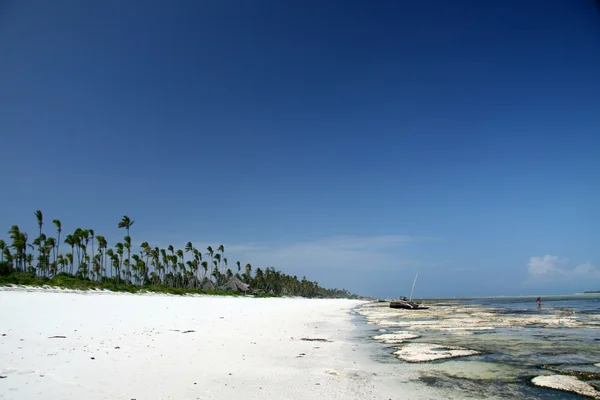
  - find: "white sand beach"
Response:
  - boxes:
[0,289,419,400]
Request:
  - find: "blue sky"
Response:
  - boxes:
[1,0,599,298]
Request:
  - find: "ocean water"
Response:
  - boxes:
[353,294,600,399]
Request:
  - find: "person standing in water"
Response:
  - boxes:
[536,297,541,307]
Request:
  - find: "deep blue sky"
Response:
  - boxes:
[1,0,599,298]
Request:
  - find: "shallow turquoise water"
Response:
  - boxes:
[354,295,600,399]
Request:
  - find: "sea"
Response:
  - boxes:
[351,294,600,399]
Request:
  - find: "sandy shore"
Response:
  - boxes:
[0,289,409,400]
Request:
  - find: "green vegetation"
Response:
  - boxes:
[0,211,358,299]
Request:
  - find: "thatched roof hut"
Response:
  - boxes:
[222,276,250,292]
[201,279,215,290]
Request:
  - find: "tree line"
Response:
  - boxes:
[0,210,357,299]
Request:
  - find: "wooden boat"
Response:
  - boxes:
[389,270,429,310]
[389,299,429,310]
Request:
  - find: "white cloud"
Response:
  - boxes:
[157,234,442,275]
[527,255,599,282]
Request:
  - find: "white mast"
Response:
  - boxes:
[409,270,419,301]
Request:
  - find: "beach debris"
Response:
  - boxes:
[393,343,481,362]
[48,336,67,339]
[532,375,600,398]
[300,338,330,342]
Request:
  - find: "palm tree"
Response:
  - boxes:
[205,246,214,281]
[34,210,43,235]
[193,249,202,283]
[52,219,62,260]
[214,253,221,276]
[217,244,225,274]
[118,215,134,280]
[96,235,107,277]
[115,242,124,281]
[64,234,76,274]
[140,242,151,283]
[34,210,43,265]
[244,263,252,283]
[9,225,27,271]
[88,229,95,273]
[2,211,358,298]
[0,239,6,263]
[45,237,56,275]
[201,261,208,281]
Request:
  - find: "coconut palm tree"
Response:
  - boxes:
[115,242,124,281]
[205,246,214,280]
[201,260,208,280]
[217,244,225,274]
[2,210,359,298]
[214,253,221,277]
[243,263,252,284]
[105,248,114,278]
[88,229,95,271]
[52,219,61,260]
[0,239,6,263]
[123,235,132,282]
[34,210,43,264]
[96,235,107,277]
[9,225,27,271]
[46,237,56,275]
[118,216,134,280]
[64,234,76,274]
